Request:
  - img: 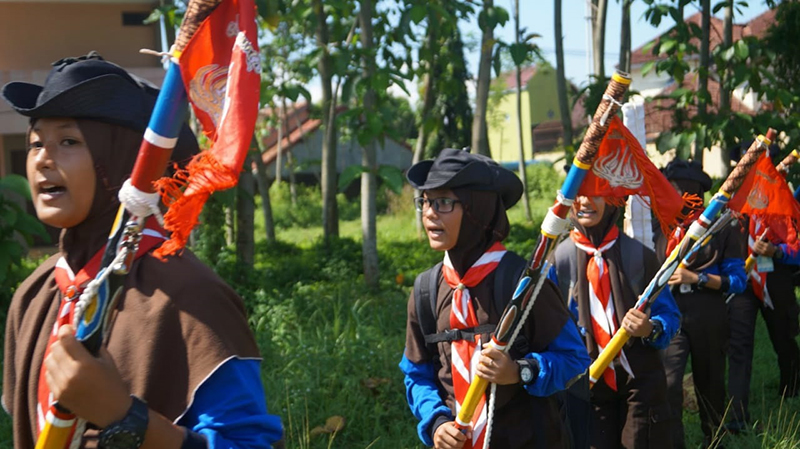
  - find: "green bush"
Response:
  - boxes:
[524,162,564,199]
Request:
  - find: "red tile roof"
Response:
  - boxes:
[495,66,538,90]
[631,9,775,66]
[258,103,410,166]
[644,77,754,138]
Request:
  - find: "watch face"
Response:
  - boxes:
[100,429,143,449]
[520,365,534,383]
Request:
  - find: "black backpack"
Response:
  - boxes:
[413,252,529,355]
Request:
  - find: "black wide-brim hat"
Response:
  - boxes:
[407,148,523,209]
[2,52,197,161]
[663,158,712,192]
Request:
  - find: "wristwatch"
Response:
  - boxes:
[696,272,709,289]
[517,359,538,385]
[646,319,664,343]
[98,396,149,449]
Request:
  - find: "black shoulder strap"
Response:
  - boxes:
[619,234,647,294]
[414,261,443,349]
[554,239,578,306]
[493,251,528,315]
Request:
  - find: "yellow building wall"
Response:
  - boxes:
[487,65,562,164]
[487,90,533,164]
[526,65,561,126]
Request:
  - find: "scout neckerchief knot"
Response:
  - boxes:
[36,217,166,445]
[747,217,774,309]
[570,226,633,391]
[442,241,506,449]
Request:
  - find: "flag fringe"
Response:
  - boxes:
[154,151,240,258]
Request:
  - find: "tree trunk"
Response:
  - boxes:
[696,0,711,163]
[619,0,632,73]
[471,0,493,157]
[275,101,283,184]
[236,153,255,266]
[283,98,297,205]
[314,0,338,241]
[252,135,276,243]
[718,0,733,177]
[591,0,609,79]
[555,0,574,151]
[514,0,532,221]
[225,205,235,247]
[413,22,438,237]
[358,0,379,289]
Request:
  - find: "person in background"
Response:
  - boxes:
[659,159,747,448]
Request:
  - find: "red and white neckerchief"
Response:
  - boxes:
[748,217,775,310]
[36,217,167,442]
[570,227,633,391]
[442,241,506,449]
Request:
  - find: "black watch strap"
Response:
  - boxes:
[98,396,149,449]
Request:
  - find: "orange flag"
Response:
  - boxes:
[578,116,691,234]
[729,151,800,247]
[156,0,261,257]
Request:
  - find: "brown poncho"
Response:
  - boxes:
[3,120,260,448]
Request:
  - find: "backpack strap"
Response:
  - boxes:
[414,261,443,353]
[619,234,647,294]
[554,239,578,307]
[492,251,528,316]
[414,252,528,348]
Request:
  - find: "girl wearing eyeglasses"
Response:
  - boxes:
[399,148,589,449]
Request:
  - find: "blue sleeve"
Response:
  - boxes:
[647,287,680,349]
[548,265,582,332]
[523,318,590,397]
[547,265,558,284]
[399,354,452,447]
[778,243,800,265]
[177,358,283,449]
[719,257,747,294]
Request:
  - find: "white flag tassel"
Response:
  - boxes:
[622,97,654,250]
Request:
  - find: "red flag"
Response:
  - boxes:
[578,116,693,234]
[156,0,261,257]
[729,151,800,247]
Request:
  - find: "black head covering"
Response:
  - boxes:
[447,189,511,276]
[663,159,712,197]
[407,148,523,209]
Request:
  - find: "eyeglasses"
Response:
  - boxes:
[414,197,461,213]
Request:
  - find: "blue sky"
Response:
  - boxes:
[460,0,773,87]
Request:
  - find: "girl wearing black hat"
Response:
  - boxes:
[549,194,680,449]
[399,148,590,449]
[2,54,282,448]
[659,159,747,448]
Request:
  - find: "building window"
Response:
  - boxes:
[122,12,150,26]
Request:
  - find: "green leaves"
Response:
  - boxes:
[0,174,49,285]
[337,164,404,194]
[0,174,31,200]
